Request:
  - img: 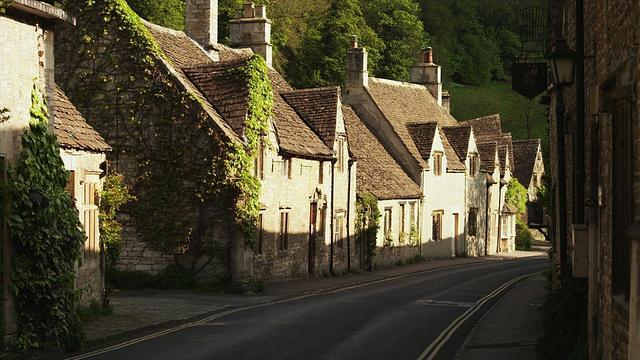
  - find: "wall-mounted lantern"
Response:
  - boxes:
[547,38,577,86]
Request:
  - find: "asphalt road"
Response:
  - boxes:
[70,257,548,360]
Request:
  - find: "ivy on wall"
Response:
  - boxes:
[355,192,380,270]
[0,1,12,14]
[55,0,269,276]
[7,85,85,350]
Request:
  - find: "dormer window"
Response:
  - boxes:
[433,151,443,176]
[281,157,292,179]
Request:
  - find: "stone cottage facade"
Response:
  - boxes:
[512,139,545,224]
[53,85,112,304]
[546,0,640,358]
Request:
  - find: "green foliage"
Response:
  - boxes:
[126,0,185,30]
[7,85,85,351]
[361,0,428,81]
[505,177,527,216]
[0,0,12,13]
[0,107,10,122]
[515,221,533,250]
[100,171,134,269]
[537,268,588,360]
[227,55,272,248]
[355,192,380,271]
[108,269,156,289]
[284,0,383,88]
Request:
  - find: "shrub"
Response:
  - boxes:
[515,222,533,251]
[155,264,195,290]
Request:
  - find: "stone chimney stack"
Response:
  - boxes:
[229,2,273,67]
[442,91,451,113]
[185,0,218,49]
[410,47,443,106]
[345,35,368,95]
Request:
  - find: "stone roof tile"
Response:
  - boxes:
[512,139,541,186]
[407,122,466,172]
[53,85,111,152]
[281,87,340,148]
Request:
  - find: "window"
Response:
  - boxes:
[281,157,291,179]
[432,211,443,241]
[254,140,265,179]
[433,152,443,176]
[400,203,406,234]
[336,138,345,173]
[468,208,478,237]
[318,206,326,238]
[384,208,392,235]
[257,213,264,255]
[469,153,478,176]
[84,182,99,259]
[410,202,417,230]
[501,216,508,238]
[319,161,324,184]
[279,210,289,250]
[335,213,345,248]
[611,99,634,300]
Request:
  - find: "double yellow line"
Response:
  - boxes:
[416,271,542,360]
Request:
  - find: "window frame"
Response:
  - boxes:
[432,210,443,241]
[433,151,443,176]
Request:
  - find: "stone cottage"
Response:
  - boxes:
[462,115,516,253]
[342,94,423,269]
[512,139,545,224]
[546,0,640,358]
[53,84,112,303]
[1,0,110,337]
[343,42,490,259]
[55,0,356,282]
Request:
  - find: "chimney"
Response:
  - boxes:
[229,2,273,67]
[345,35,368,95]
[185,0,218,49]
[410,47,443,106]
[442,91,451,113]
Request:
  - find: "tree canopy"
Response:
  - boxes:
[124,0,545,86]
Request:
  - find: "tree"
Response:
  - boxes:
[284,0,383,88]
[126,0,185,30]
[361,0,428,81]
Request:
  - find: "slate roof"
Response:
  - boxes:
[183,60,333,159]
[442,126,472,162]
[463,114,514,176]
[502,202,519,214]
[462,114,503,137]
[476,141,498,173]
[53,85,112,152]
[343,106,421,200]
[281,87,340,148]
[512,139,541,186]
[365,78,460,168]
[141,21,241,143]
[407,122,466,172]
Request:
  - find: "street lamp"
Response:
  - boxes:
[548,38,577,86]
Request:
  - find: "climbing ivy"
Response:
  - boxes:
[7,85,85,350]
[0,1,12,14]
[355,192,380,270]
[228,55,273,248]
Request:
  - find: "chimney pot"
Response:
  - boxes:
[255,4,266,19]
[351,35,358,48]
[243,2,255,18]
[427,46,433,64]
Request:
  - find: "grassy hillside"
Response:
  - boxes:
[446,81,549,157]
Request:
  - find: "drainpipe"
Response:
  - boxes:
[556,88,569,277]
[330,158,335,273]
[346,158,354,271]
[484,179,491,256]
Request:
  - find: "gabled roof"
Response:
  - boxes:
[512,139,541,186]
[407,122,466,172]
[281,87,340,148]
[53,85,112,153]
[268,71,334,159]
[476,141,498,173]
[462,114,502,136]
[364,77,460,168]
[442,125,472,162]
[343,106,421,200]
[502,202,519,214]
[183,59,333,159]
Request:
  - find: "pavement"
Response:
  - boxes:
[82,241,551,359]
